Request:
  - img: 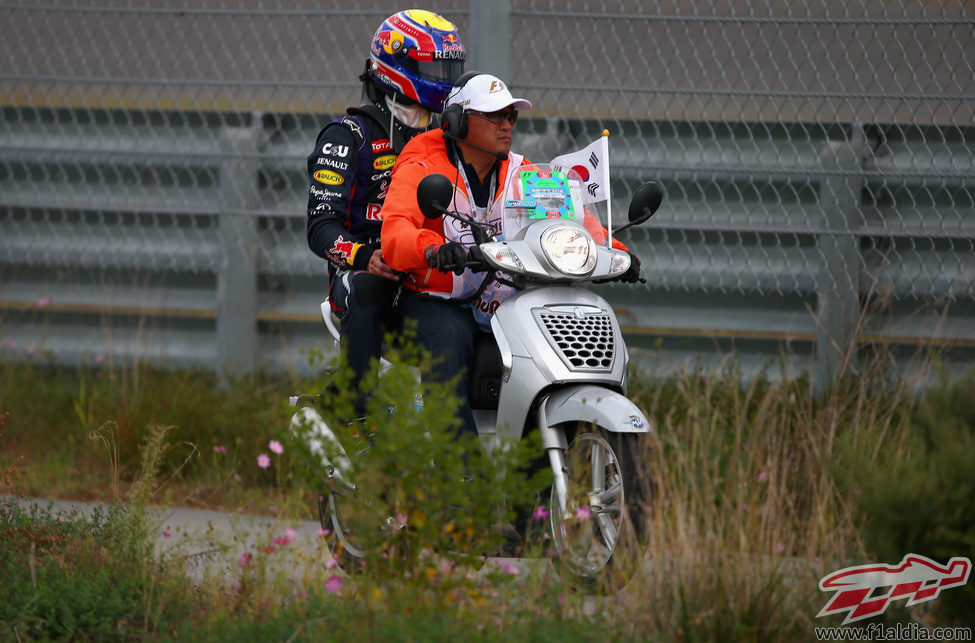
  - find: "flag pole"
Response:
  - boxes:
[602,129,612,247]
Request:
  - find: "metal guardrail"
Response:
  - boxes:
[2,109,972,385]
[1,1,973,387]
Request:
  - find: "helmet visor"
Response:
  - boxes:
[402,55,465,84]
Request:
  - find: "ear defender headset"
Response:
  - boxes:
[441,71,483,139]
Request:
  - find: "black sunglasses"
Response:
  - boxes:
[469,109,518,126]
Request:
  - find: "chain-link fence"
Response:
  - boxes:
[1,1,973,382]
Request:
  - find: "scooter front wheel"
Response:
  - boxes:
[320,490,369,573]
[548,425,651,593]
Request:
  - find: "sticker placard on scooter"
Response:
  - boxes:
[516,170,580,220]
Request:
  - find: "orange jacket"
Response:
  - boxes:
[379,129,530,294]
[380,128,628,295]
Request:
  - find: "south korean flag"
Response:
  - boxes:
[550,135,609,204]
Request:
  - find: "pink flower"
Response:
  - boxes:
[162,529,172,538]
[575,505,591,520]
[757,471,767,481]
[776,542,786,553]
[257,453,270,469]
[26,347,35,357]
[316,527,330,537]
[37,297,51,308]
[284,528,298,540]
[261,544,276,555]
[269,439,284,455]
[95,354,105,364]
[325,559,338,569]
[324,575,342,594]
[532,505,549,521]
[275,536,290,546]
[739,503,749,511]
[235,474,243,483]
[213,445,227,455]
[498,560,520,575]
[237,552,252,568]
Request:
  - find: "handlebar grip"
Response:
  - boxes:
[434,246,489,274]
[464,247,489,274]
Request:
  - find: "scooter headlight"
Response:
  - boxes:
[542,225,596,276]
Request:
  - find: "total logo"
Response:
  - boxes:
[313,169,344,186]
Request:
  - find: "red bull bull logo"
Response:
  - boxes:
[817,553,971,624]
[330,236,357,261]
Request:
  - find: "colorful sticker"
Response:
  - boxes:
[518,170,576,220]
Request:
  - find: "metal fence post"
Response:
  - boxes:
[468,0,511,81]
[217,117,261,378]
[815,133,863,393]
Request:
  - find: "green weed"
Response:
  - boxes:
[1,342,973,638]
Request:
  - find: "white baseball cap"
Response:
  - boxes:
[445,73,532,113]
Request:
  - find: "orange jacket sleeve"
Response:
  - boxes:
[380,159,442,272]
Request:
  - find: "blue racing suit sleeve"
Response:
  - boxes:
[306,120,376,272]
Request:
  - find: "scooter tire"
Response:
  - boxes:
[548,425,652,593]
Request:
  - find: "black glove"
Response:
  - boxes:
[425,242,468,275]
[620,251,643,283]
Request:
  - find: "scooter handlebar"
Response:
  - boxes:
[435,246,490,275]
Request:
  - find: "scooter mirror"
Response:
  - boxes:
[417,173,455,219]
[627,181,664,225]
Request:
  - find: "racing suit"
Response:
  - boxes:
[306,100,422,416]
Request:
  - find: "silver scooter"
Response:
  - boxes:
[293,164,663,591]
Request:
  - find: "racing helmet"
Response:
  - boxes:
[366,9,466,112]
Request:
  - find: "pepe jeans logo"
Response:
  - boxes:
[817,554,971,624]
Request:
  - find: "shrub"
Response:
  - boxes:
[836,370,975,626]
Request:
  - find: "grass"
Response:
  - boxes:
[1,347,974,640]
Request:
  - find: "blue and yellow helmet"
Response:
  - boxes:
[368,9,466,112]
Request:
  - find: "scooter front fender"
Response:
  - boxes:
[541,385,651,438]
[538,385,650,521]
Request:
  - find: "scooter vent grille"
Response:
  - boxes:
[538,310,616,370]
